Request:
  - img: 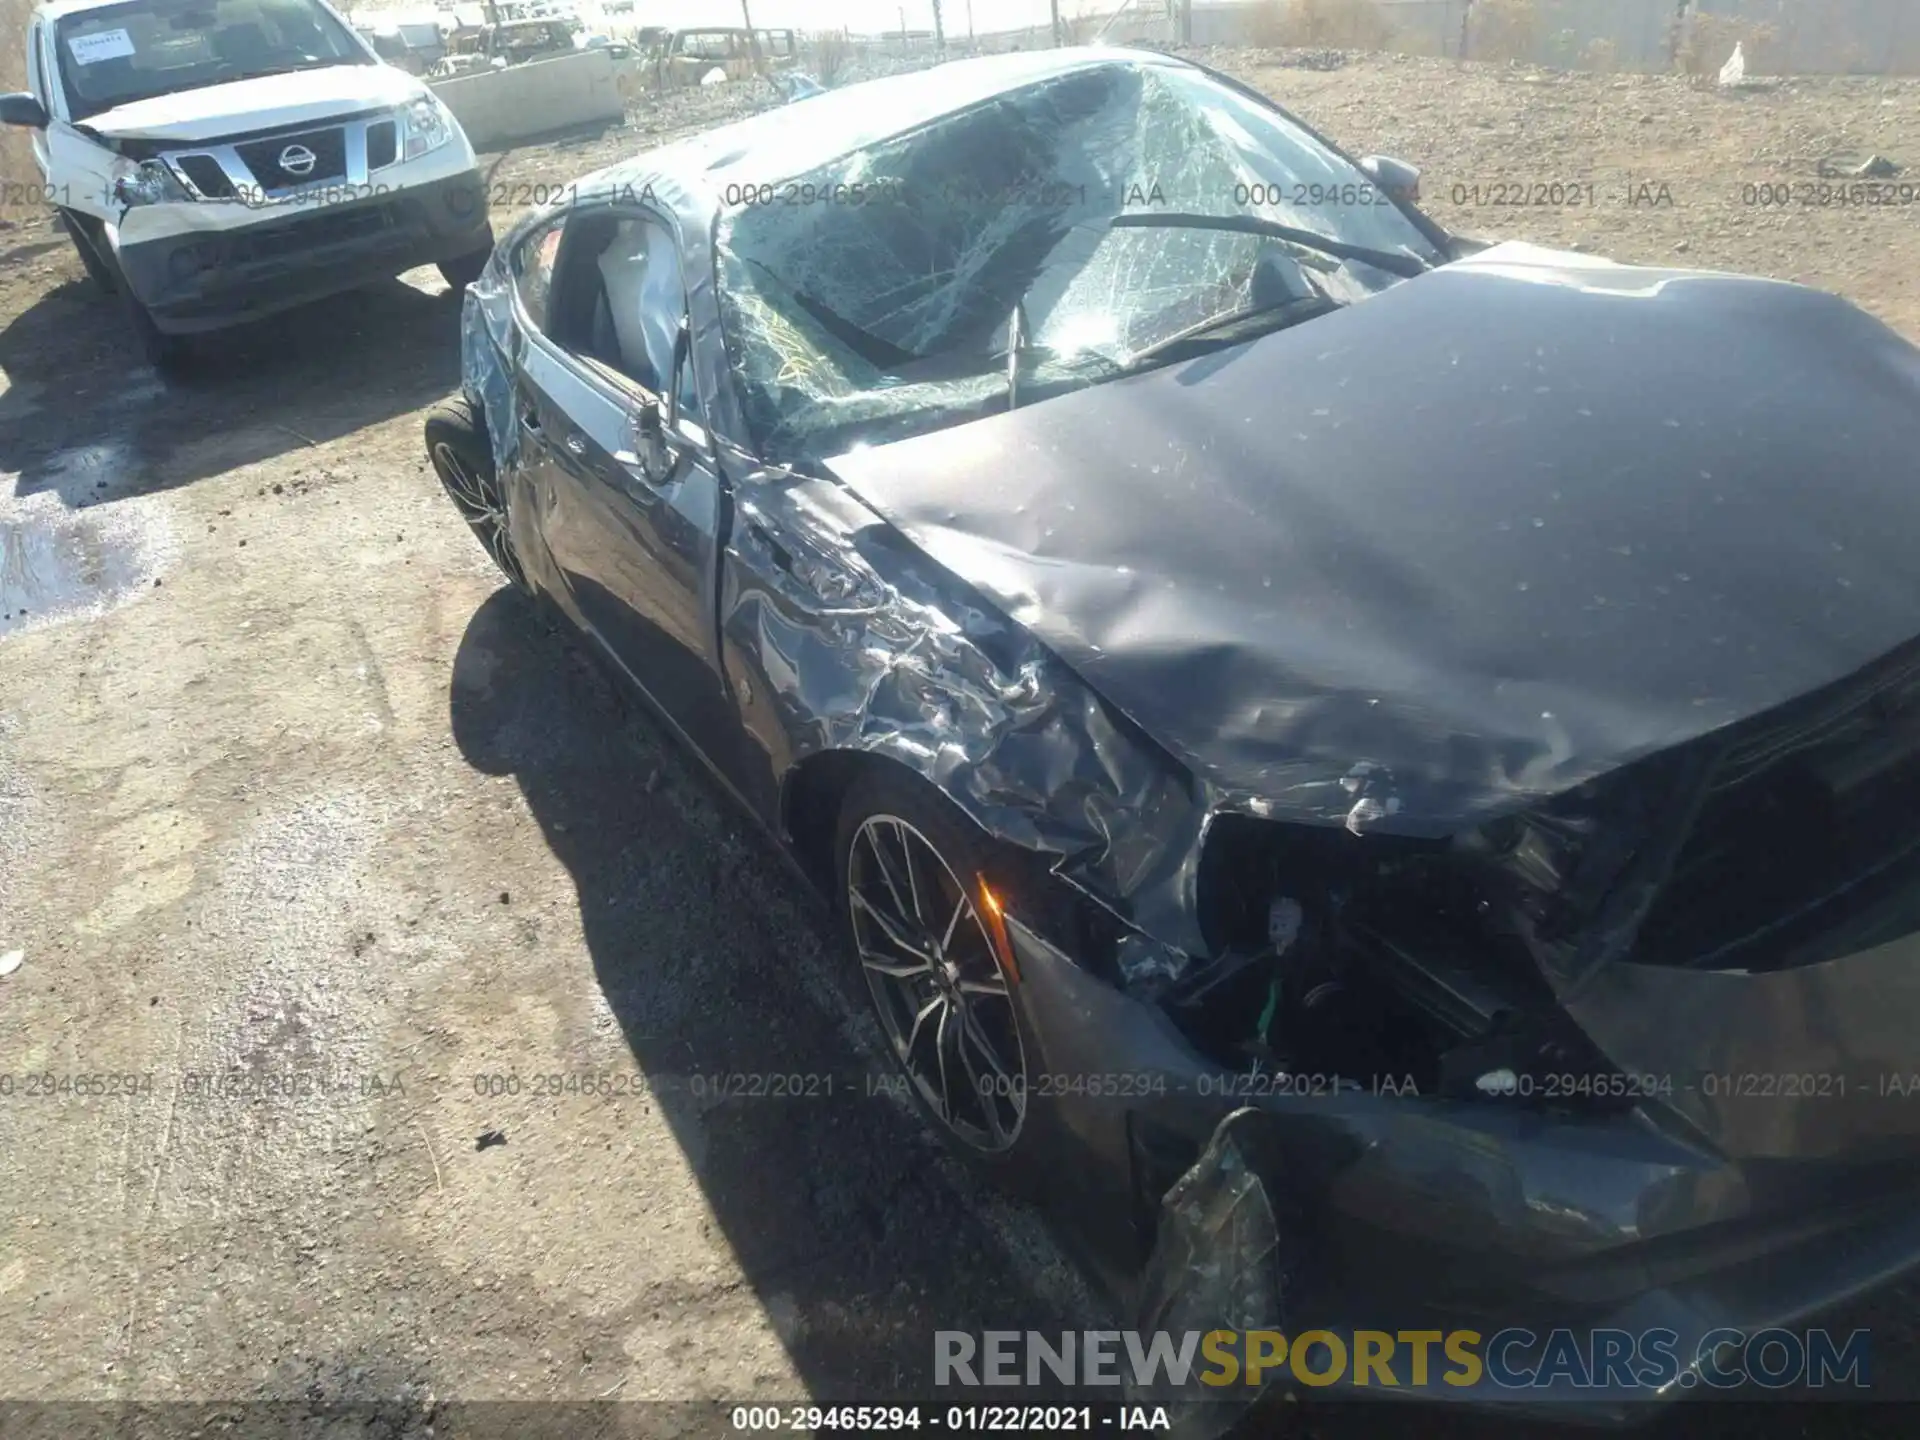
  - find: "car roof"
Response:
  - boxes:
[603,47,1196,204]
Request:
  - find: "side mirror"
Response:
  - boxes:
[630,397,671,482]
[1358,155,1420,206]
[0,93,50,129]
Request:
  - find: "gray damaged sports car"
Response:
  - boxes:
[427,46,1920,1417]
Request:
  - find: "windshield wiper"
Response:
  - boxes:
[221,63,330,82]
[1005,301,1027,411]
[1122,293,1341,371]
[1107,211,1434,279]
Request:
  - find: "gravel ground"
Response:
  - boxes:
[3,44,1920,1438]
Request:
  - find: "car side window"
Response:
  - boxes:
[550,211,701,421]
[511,220,565,333]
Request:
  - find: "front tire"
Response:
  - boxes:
[437,245,492,292]
[834,768,1037,1168]
[124,290,190,374]
[426,395,527,590]
[58,209,116,293]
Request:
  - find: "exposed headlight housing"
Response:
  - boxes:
[401,94,454,160]
[113,160,192,209]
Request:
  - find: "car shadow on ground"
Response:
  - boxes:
[0,271,464,506]
[447,586,1085,1402]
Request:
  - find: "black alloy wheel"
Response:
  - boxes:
[425,396,527,590]
[837,772,1031,1156]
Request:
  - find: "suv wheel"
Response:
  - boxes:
[58,210,116,294]
[437,246,492,292]
[123,291,190,374]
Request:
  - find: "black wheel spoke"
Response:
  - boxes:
[434,441,523,589]
[933,1001,955,1122]
[849,889,936,967]
[434,445,491,515]
[858,942,932,980]
[863,825,916,929]
[958,1005,1014,1084]
[889,819,925,925]
[951,1012,1003,1143]
[939,889,969,953]
[904,994,943,1067]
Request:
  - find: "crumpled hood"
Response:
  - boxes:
[826,241,1920,834]
[82,63,420,143]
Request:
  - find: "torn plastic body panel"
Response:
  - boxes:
[1007,914,1920,1421]
[1505,640,1920,1165]
[1128,1100,1920,1424]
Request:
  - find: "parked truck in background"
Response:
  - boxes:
[2,0,492,371]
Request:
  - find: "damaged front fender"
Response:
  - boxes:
[719,466,1215,963]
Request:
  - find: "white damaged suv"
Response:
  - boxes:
[2,0,493,369]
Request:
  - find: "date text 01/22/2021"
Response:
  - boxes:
[727,1406,1169,1432]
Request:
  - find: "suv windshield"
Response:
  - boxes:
[55,0,370,122]
[715,59,1446,461]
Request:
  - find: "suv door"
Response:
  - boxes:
[517,206,745,782]
[36,17,130,227]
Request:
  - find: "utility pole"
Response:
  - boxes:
[932,0,945,49]
[1050,0,1062,45]
[966,0,975,45]
[739,0,764,71]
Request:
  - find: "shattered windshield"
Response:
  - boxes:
[715,60,1444,460]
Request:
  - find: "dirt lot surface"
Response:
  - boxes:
[4,46,1920,1436]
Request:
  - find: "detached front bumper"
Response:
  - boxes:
[1000,917,1919,1426]
[115,171,491,334]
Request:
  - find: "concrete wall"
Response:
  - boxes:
[429,49,627,154]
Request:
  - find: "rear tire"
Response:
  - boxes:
[58,209,116,294]
[833,767,1041,1174]
[426,395,527,590]
[437,245,492,292]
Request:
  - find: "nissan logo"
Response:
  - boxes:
[277,143,318,178]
